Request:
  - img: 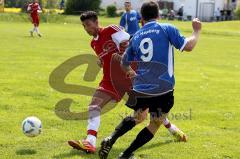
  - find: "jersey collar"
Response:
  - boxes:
[144,20,157,26]
[93,28,103,41]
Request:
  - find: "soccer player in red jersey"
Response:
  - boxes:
[27,0,42,37]
[68,11,187,154]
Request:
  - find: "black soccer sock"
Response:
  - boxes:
[122,127,154,157]
[110,116,136,144]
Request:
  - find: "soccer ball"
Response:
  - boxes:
[22,116,42,137]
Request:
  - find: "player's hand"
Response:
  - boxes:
[192,18,202,32]
[119,40,129,54]
[112,53,122,62]
[97,59,103,68]
[126,69,137,79]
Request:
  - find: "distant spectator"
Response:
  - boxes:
[168,10,175,20]
[162,8,169,19]
[177,5,184,20]
[120,1,141,37]
[214,8,221,21]
[60,0,65,10]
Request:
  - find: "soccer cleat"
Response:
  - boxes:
[37,33,42,37]
[68,139,96,153]
[172,128,187,142]
[30,31,33,37]
[99,136,114,159]
[118,152,136,159]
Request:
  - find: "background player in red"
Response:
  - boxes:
[67,11,187,154]
[27,0,42,37]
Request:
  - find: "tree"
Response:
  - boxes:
[235,7,240,20]
[65,0,101,15]
[45,0,58,9]
[106,5,117,17]
[4,0,17,8]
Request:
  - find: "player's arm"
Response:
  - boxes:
[113,53,136,79]
[111,26,130,54]
[137,12,144,26]
[120,14,126,30]
[90,42,103,68]
[37,5,42,13]
[97,58,103,68]
[184,18,202,52]
[27,5,32,13]
[120,51,136,79]
[166,18,201,52]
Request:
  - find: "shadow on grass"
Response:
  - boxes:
[52,149,97,159]
[16,149,37,155]
[107,139,174,159]
[52,140,174,159]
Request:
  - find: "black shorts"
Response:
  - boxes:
[126,90,174,116]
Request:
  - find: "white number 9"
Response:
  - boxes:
[140,38,153,62]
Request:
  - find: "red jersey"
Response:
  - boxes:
[91,25,130,82]
[27,3,41,17]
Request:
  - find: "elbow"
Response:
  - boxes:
[183,44,195,52]
[184,47,193,52]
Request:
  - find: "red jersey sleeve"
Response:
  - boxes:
[106,25,130,54]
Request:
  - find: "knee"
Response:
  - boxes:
[88,105,101,111]
[150,119,162,128]
[88,105,101,118]
[134,110,148,124]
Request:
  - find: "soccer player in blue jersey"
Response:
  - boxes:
[99,1,201,159]
[120,1,142,37]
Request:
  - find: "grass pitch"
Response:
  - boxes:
[0,16,240,159]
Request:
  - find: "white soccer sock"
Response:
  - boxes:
[168,124,178,133]
[163,118,170,126]
[36,27,40,34]
[163,118,178,133]
[86,134,97,147]
[86,105,101,147]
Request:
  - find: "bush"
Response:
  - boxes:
[4,0,17,8]
[235,7,240,20]
[45,0,58,9]
[106,5,117,17]
[65,0,101,15]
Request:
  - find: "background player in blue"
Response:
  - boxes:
[99,1,202,159]
[120,1,141,37]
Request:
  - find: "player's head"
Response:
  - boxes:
[124,1,132,12]
[80,11,99,37]
[141,1,160,22]
[33,0,38,3]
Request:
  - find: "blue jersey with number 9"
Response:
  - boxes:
[122,21,187,95]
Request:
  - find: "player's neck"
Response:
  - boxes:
[93,27,101,38]
[144,19,157,24]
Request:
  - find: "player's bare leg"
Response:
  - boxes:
[163,118,187,142]
[99,109,148,159]
[68,90,112,153]
[35,24,42,37]
[118,113,167,159]
[29,22,35,37]
[99,109,186,158]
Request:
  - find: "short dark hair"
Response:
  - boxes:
[80,11,98,22]
[125,1,131,5]
[141,1,159,21]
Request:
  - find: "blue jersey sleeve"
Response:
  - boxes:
[120,13,126,28]
[137,12,141,21]
[121,41,135,66]
[166,24,187,51]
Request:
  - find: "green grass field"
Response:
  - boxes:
[0,15,240,159]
